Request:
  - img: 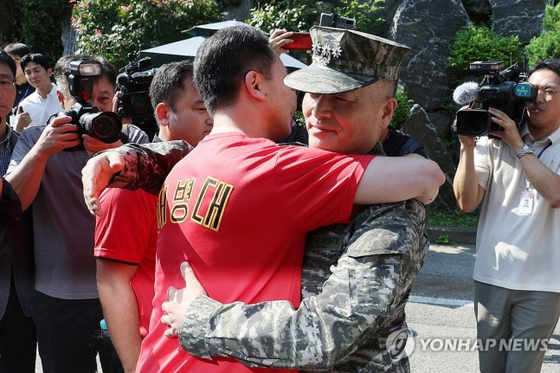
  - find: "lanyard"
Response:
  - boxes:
[537,143,551,159]
[524,142,552,190]
[13,84,31,110]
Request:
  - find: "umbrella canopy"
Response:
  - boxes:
[139,21,308,70]
[181,20,249,37]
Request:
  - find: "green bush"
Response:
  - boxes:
[248,0,326,32]
[248,0,384,35]
[340,0,384,35]
[390,86,413,129]
[73,0,224,69]
[446,24,521,84]
[525,3,560,65]
[428,207,479,228]
[18,0,71,67]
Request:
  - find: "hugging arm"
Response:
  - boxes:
[169,201,427,370]
[82,140,192,214]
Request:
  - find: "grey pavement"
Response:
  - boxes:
[34,243,560,372]
[407,244,560,373]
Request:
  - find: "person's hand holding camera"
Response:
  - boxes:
[37,115,81,155]
[82,135,124,157]
[268,29,295,55]
[487,107,524,152]
[455,105,478,149]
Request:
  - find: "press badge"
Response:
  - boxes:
[518,190,535,215]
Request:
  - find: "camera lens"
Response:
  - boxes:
[80,111,123,143]
[455,109,491,136]
[467,115,487,134]
[128,93,151,115]
[93,116,117,138]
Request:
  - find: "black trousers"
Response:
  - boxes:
[32,291,107,373]
[0,280,36,373]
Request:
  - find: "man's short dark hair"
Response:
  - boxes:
[149,60,194,112]
[4,43,32,58]
[528,59,560,79]
[194,25,276,115]
[0,51,16,79]
[53,54,117,94]
[20,53,51,72]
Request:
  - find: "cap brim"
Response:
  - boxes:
[284,62,378,94]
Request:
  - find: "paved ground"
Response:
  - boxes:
[407,244,560,372]
[34,243,560,372]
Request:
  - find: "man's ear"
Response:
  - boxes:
[381,97,398,128]
[155,102,170,127]
[244,71,266,101]
[56,90,65,108]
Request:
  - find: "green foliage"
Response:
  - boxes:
[337,0,384,35]
[428,207,479,228]
[248,0,384,35]
[446,24,521,84]
[18,0,71,67]
[435,234,455,245]
[248,0,326,32]
[293,110,305,127]
[390,86,413,129]
[525,3,560,65]
[73,0,223,70]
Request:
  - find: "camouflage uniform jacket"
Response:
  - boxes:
[107,140,192,195]
[106,141,429,372]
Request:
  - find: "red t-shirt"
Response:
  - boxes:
[137,133,373,372]
[94,187,158,338]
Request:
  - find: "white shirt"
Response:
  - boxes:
[18,83,61,127]
[473,125,560,292]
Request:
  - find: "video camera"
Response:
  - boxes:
[319,13,356,29]
[452,60,537,137]
[116,53,157,133]
[54,59,122,146]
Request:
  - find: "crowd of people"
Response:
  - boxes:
[0,22,559,373]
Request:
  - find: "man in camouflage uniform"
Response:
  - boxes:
[83,26,433,372]
[157,27,429,373]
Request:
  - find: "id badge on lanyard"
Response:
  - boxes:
[518,144,551,215]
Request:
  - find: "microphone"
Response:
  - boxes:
[453,81,480,105]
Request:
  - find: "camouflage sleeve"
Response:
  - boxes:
[178,200,427,371]
[106,140,193,195]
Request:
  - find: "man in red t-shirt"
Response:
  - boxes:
[81,25,443,373]
[129,26,443,373]
[94,60,212,372]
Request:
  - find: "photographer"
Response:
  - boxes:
[453,59,560,373]
[5,54,148,373]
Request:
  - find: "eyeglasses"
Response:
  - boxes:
[537,88,557,100]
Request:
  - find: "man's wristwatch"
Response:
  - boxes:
[515,143,534,159]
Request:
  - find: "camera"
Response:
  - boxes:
[319,13,356,30]
[55,59,122,147]
[116,53,158,138]
[61,101,121,143]
[453,60,537,137]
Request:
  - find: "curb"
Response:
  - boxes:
[427,226,477,245]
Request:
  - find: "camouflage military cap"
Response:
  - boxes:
[284,26,410,94]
